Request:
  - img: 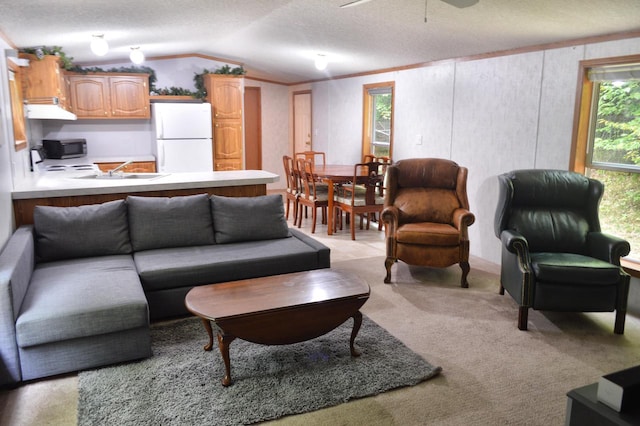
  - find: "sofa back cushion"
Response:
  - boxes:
[127,194,215,251]
[33,200,132,262]
[211,194,290,243]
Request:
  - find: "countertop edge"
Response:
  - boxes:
[12,171,280,200]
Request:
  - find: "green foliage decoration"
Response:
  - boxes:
[19,46,74,70]
[194,65,246,99]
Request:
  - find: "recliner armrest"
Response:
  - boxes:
[501,229,531,260]
[587,232,631,266]
[452,208,475,239]
[381,206,399,227]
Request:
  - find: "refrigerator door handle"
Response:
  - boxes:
[157,115,164,139]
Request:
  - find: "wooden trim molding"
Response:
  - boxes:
[622,259,640,279]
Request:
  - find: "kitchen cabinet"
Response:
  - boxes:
[8,62,27,151]
[67,73,150,119]
[19,53,70,110]
[95,161,156,173]
[204,75,244,171]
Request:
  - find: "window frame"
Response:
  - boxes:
[362,81,394,160]
[571,54,640,277]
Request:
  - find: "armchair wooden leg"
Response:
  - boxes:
[384,257,395,283]
[459,261,470,288]
[499,285,505,295]
[518,306,529,331]
[614,309,626,335]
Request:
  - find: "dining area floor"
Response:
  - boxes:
[272,189,387,261]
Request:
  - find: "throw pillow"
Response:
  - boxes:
[211,194,290,244]
[127,194,215,251]
[34,200,132,262]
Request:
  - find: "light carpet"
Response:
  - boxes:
[77,315,441,425]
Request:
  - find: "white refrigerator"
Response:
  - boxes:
[151,102,213,172]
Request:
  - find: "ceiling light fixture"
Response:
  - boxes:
[315,54,328,71]
[130,47,145,64]
[90,34,109,56]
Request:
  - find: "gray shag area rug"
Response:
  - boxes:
[78,316,441,425]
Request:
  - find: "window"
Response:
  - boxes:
[572,56,640,269]
[362,82,394,159]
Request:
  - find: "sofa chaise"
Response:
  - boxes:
[0,193,330,386]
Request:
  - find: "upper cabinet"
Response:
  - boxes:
[19,53,70,110]
[67,73,150,119]
[204,75,244,170]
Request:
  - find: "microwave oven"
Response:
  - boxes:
[42,139,87,159]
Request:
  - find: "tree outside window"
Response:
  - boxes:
[586,78,640,261]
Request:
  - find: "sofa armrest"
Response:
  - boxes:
[0,225,36,385]
[288,228,331,268]
[587,232,631,266]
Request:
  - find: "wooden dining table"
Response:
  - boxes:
[312,164,381,236]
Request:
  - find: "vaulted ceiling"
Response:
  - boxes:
[2,0,640,84]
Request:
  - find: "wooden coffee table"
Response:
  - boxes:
[185,269,370,386]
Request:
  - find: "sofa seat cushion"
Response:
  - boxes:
[135,236,325,292]
[531,252,621,285]
[396,222,460,246]
[16,255,148,348]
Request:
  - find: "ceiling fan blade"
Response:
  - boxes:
[340,0,374,8]
[440,0,479,8]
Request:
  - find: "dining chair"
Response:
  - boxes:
[333,162,385,240]
[296,151,326,171]
[296,158,329,233]
[282,155,299,225]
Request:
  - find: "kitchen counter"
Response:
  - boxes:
[12,169,280,226]
[13,169,279,199]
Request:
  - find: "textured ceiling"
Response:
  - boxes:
[2,0,640,84]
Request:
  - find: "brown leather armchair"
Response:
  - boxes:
[494,169,631,333]
[381,158,475,287]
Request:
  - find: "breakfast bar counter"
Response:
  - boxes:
[12,170,279,226]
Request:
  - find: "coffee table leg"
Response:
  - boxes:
[350,311,363,357]
[201,319,214,351]
[217,332,236,386]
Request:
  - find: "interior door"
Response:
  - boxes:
[293,91,312,154]
[244,86,262,170]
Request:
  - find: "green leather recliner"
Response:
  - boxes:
[494,169,631,334]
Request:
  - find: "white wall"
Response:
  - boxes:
[293,36,640,266]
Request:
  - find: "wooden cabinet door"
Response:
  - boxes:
[95,161,157,173]
[214,121,243,159]
[66,73,149,119]
[109,75,149,118]
[8,63,27,150]
[68,75,109,118]
[210,77,243,120]
[20,54,70,110]
[214,159,243,170]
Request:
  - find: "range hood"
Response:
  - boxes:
[25,98,77,120]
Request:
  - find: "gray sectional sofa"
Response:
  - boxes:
[0,193,330,386]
